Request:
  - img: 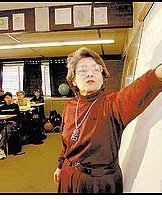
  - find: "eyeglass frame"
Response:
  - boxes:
[75,64,103,77]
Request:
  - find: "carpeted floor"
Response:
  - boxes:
[0,132,62,193]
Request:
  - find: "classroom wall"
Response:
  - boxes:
[44,97,69,118]
[121,2,153,88]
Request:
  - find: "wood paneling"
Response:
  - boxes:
[0,8,35,33]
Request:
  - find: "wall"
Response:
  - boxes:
[105,60,124,93]
[120,3,162,192]
[121,2,153,88]
[44,97,69,118]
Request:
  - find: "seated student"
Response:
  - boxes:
[0,92,20,160]
[15,90,33,144]
[0,92,20,116]
[30,89,47,142]
[15,90,31,108]
[0,89,5,105]
[30,89,45,119]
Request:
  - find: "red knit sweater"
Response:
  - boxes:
[57,69,162,169]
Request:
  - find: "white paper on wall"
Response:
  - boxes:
[13,13,25,31]
[35,7,49,32]
[0,17,9,30]
[55,7,72,25]
[125,75,134,86]
[94,7,108,25]
[73,5,91,27]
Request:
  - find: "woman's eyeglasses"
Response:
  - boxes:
[75,64,103,77]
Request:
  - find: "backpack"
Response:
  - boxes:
[49,110,62,132]
[49,110,62,127]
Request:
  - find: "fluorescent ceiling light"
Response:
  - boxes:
[0,39,114,50]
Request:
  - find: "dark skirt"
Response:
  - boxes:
[58,162,123,194]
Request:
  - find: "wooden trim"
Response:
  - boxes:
[138,2,154,22]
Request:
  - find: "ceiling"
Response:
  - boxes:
[0,2,129,60]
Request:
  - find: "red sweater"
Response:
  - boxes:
[57,69,162,169]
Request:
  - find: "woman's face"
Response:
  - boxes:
[72,57,103,96]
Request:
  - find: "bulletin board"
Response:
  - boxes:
[49,2,133,31]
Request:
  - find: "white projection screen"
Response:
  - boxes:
[119,3,162,192]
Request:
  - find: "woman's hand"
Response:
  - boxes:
[155,63,162,81]
[53,167,61,183]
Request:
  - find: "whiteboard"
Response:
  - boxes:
[120,3,162,192]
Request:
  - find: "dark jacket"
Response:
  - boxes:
[0,103,20,115]
[0,95,4,105]
[30,96,44,103]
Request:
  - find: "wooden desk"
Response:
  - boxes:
[30,103,45,118]
[20,107,36,112]
[0,115,17,120]
[30,103,45,107]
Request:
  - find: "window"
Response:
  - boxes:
[2,59,66,97]
[2,63,23,96]
[41,62,51,96]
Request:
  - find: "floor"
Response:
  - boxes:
[0,132,62,193]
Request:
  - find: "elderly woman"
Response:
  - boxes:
[53,47,162,193]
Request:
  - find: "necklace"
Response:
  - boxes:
[71,98,98,141]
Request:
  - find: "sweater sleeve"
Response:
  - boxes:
[57,102,68,169]
[57,138,66,169]
[113,69,162,127]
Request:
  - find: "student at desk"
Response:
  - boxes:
[30,89,45,119]
[30,89,46,141]
[0,88,5,105]
[0,92,20,116]
[15,90,33,143]
[15,90,31,108]
[0,92,20,160]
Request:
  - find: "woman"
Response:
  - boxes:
[53,47,162,193]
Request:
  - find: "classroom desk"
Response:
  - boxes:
[0,114,17,120]
[30,102,45,107]
[19,106,36,112]
[19,107,36,121]
[30,103,45,118]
